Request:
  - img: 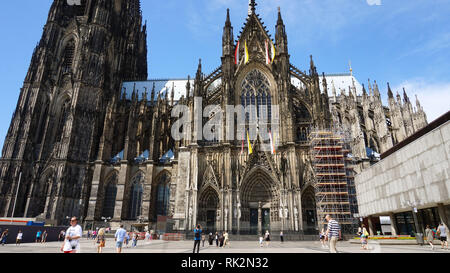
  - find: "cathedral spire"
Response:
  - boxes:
[223,9,234,57]
[276,7,288,55]
[151,82,156,103]
[403,88,410,104]
[248,0,257,16]
[387,82,394,99]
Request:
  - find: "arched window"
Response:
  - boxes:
[56,98,70,142]
[129,173,144,220]
[62,40,75,73]
[102,173,118,219]
[156,173,171,217]
[241,70,272,124]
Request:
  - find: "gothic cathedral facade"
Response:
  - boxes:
[0,1,427,235]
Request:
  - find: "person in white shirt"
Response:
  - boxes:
[16,230,23,246]
[60,217,83,253]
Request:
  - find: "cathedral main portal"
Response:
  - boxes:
[240,168,278,235]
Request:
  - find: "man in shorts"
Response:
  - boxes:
[115,225,127,253]
[437,223,449,250]
[60,217,82,253]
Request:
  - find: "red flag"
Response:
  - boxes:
[235,41,240,65]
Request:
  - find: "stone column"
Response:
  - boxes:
[141,163,154,222]
[297,190,303,232]
[113,162,129,221]
[438,203,449,229]
[368,216,375,236]
[389,213,398,236]
[23,182,35,217]
[258,202,262,235]
[86,161,103,221]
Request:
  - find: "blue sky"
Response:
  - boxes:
[0,0,449,149]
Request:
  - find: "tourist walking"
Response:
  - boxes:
[60,217,83,253]
[114,225,127,253]
[208,233,214,246]
[219,232,224,248]
[96,228,106,253]
[145,231,151,241]
[132,232,139,248]
[36,230,42,243]
[223,231,230,248]
[41,230,48,244]
[425,225,435,250]
[58,230,65,242]
[325,215,341,253]
[259,235,264,247]
[16,230,23,246]
[280,231,284,243]
[215,232,219,247]
[359,224,369,250]
[319,229,327,248]
[193,225,202,253]
[201,234,206,247]
[125,232,130,248]
[1,229,9,246]
[264,230,271,247]
[437,223,448,250]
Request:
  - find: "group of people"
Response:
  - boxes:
[0,228,50,246]
[425,223,448,250]
[193,225,231,253]
[354,222,449,251]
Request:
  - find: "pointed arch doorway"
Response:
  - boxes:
[198,187,220,234]
[240,168,279,235]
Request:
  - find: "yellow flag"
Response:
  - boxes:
[271,42,276,63]
[247,131,253,155]
[245,41,249,64]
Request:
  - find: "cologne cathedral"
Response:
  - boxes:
[0,0,427,235]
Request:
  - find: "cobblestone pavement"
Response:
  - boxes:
[0,239,449,253]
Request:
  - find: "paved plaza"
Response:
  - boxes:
[0,239,448,253]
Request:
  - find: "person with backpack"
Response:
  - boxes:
[425,225,435,250]
[360,224,369,250]
[193,225,202,253]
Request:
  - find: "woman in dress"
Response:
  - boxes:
[96,228,106,253]
[264,230,271,247]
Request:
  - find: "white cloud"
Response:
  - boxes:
[393,79,450,122]
[367,0,382,6]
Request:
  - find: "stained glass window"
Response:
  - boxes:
[241,70,272,124]
[102,173,118,219]
[129,173,144,220]
[156,173,171,217]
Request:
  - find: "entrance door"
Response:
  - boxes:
[262,209,270,233]
[207,210,216,233]
[250,209,259,235]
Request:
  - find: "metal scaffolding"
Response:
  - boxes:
[310,127,358,234]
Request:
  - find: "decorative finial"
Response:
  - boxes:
[249,0,257,15]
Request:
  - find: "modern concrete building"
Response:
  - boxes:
[355,111,450,236]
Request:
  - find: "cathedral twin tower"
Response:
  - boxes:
[0,1,427,234]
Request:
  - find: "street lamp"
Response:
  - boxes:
[403,200,423,245]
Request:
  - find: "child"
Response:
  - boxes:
[259,236,264,247]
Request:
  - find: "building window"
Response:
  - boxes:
[102,173,118,219]
[156,173,171,217]
[241,69,272,124]
[128,173,144,220]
